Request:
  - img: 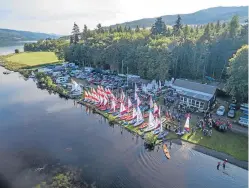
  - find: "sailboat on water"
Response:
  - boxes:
[133,107,144,127]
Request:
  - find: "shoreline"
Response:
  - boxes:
[1,65,248,170]
[171,139,248,170]
[77,100,248,170]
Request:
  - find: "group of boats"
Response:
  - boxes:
[83,84,169,138]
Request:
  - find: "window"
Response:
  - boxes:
[180,96,184,101]
[184,97,187,103]
[200,102,204,109]
[196,101,200,107]
[191,99,195,106]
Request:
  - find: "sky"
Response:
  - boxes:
[0,0,248,35]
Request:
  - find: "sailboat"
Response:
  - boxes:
[108,100,116,114]
[71,80,83,96]
[143,111,157,132]
[126,107,137,121]
[184,114,190,133]
[133,107,144,127]
[149,96,153,109]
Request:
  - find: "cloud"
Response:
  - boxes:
[0,0,248,35]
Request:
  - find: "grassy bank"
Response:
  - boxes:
[181,129,248,161]
[0,52,60,71]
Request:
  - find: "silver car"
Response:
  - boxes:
[227,109,235,118]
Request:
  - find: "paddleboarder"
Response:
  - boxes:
[169,140,172,148]
[223,159,227,170]
[217,161,221,170]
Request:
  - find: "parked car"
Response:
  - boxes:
[227,109,235,118]
[229,103,236,110]
[216,106,225,116]
[238,118,248,127]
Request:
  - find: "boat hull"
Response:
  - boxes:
[163,144,171,159]
[134,119,144,127]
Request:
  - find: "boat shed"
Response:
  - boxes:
[172,79,217,111]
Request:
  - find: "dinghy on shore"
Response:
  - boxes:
[134,107,144,127]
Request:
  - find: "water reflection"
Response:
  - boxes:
[0,66,248,188]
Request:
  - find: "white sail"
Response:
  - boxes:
[137,96,141,107]
[135,83,139,92]
[149,96,153,109]
[159,80,162,89]
[134,92,138,101]
[153,103,159,114]
[132,107,137,118]
[184,115,190,132]
[136,107,143,122]
[144,111,157,132]
[128,97,132,108]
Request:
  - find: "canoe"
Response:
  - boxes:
[163,144,171,159]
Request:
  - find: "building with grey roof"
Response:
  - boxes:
[172,79,217,111]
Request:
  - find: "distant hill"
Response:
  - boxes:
[0,28,60,44]
[109,6,248,28]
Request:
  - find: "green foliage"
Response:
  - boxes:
[229,15,240,38]
[225,45,248,102]
[145,132,156,145]
[22,16,247,101]
[71,22,80,44]
[36,72,68,95]
[173,15,182,36]
[151,17,166,35]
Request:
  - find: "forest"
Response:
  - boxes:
[24,15,248,101]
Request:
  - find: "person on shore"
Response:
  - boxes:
[169,140,172,148]
[223,159,227,170]
[217,161,221,170]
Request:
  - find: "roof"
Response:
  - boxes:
[173,79,217,95]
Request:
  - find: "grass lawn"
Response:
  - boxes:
[6,52,59,66]
[181,129,248,161]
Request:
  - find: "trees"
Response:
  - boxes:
[71,22,80,44]
[229,15,240,38]
[173,15,182,36]
[14,49,19,53]
[82,24,90,40]
[183,25,190,38]
[225,45,248,102]
[135,25,140,32]
[151,17,166,35]
[25,18,248,101]
[96,23,104,34]
[202,23,211,41]
[215,20,221,33]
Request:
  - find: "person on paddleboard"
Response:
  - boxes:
[223,159,227,170]
[170,140,172,148]
[217,161,221,170]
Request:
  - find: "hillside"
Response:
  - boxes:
[109,6,248,28]
[0,28,60,44]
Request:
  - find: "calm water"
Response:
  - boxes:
[0,66,248,188]
[0,41,36,55]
